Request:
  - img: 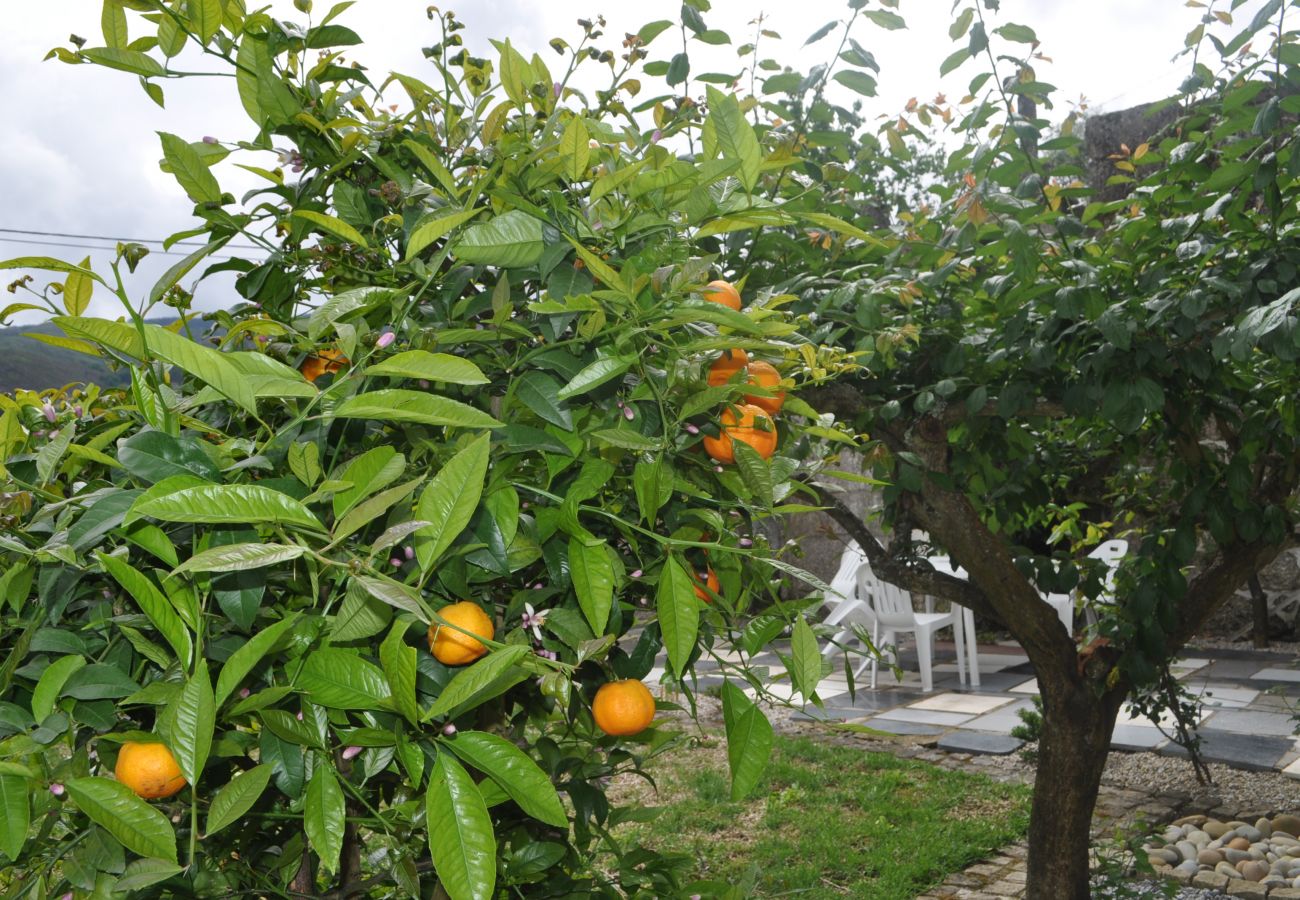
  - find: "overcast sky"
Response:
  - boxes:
[0,0,1266,326]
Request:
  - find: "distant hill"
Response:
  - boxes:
[0,319,181,394]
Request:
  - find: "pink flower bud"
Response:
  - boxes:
[684,423,700,435]
[239,687,251,698]
[202,135,218,144]
[49,783,64,797]
[341,745,363,760]
[553,82,562,98]
[42,401,56,423]
[390,557,403,568]
[631,569,642,578]
[442,723,457,736]
[739,538,753,548]
[651,129,663,144]
[532,582,543,590]
[296,711,304,721]
[60,893,73,900]
[418,379,431,389]
[376,331,396,349]
[403,545,414,560]
[73,405,83,417]
[623,406,635,421]
[714,465,724,473]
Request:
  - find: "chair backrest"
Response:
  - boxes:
[858,561,917,627]
[823,542,868,612]
[1088,539,1128,598]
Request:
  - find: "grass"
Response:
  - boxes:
[613,732,1030,898]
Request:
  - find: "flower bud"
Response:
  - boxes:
[42,401,56,423]
[684,423,700,435]
[376,331,396,349]
[442,723,457,736]
[739,538,753,548]
[341,745,363,760]
[630,569,642,578]
[49,783,64,797]
[390,557,403,568]
[403,545,414,560]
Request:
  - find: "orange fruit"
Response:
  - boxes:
[706,348,750,388]
[115,741,186,800]
[592,680,656,736]
[702,279,742,311]
[702,404,777,464]
[300,348,348,383]
[744,361,785,414]
[693,568,720,603]
[428,601,494,666]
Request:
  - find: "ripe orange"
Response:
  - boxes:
[744,361,786,414]
[115,741,186,800]
[707,348,750,388]
[702,279,742,311]
[702,404,778,464]
[428,601,494,666]
[300,348,348,383]
[693,567,720,603]
[592,679,656,736]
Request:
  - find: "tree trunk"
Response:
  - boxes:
[1250,575,1269,649]
[1025,675,1126,900]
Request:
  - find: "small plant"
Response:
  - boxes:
[1011,696,1043,763]
[1090,818,1177,900]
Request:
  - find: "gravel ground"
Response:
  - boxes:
[1186,638,1300,656]
[1093,886,1227,899]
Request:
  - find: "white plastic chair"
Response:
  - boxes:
[819,544,878,677]
[1082,539,1128,627]
[861,559,964,693]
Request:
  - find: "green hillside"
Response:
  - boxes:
[0,320,187,394]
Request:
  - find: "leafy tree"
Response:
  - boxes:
[736,2,1300,897]
[0,2,870,897]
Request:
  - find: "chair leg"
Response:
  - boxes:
[917,626,934,693]
[953,617,967,686]
[869,622,879,689]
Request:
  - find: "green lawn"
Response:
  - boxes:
[614,733,1030,899]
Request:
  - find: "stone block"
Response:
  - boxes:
[1193,871,1230,890]
[1226,878,1269,899]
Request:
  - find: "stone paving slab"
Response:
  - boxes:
[911,692,1014,715]
[1253,667,1300,683]
[1160,729,1294,771]
[1110,724,1169,752]
[1201,708,1297,735]
[937,731,1024,755]
[874,707,975,727]
[860,717,947,735]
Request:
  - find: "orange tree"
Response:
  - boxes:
[0,3,867,897]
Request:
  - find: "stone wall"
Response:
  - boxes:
[1081,99,1182,202]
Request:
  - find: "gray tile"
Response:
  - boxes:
[861,717,947,736]
[964,698,1037,734]
[1203,659,1270,680]
[1253,668,1300,683]
[792,706,865,723]
[1201,709,1298,736]
[910,693,1012,715]
[1160,729,1293,771]
[937,731,1025,756]
[1110,724,1169,752]
[874,707,974,726]
[950,672,1033,694]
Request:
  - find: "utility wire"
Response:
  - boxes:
[0,236,248,260]
[0,227,263,252]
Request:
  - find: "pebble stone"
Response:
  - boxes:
[1148,813,1300,898]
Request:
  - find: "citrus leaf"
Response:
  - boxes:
[63,256,94,315]
[141,324,257,416]
[426,753,496,900]
[380,621,420,725]
[305,763,345,874]
[706,86,761,191]
[172,542,304,575]
[117,430,220,484]
[213,614,300,707]
[130,484,323,531]
[159,660,214,786]
[721,681,773,801]
[31,654,85,721]
[113,858,185,892]
[334,390,503,429]
[790,615,822,702]
[415,433,491,573]
[404,207,482,261]
[65,777,177,863]
[187,0,223,43]
[444,731,566,827]
[298,649,390,709]
[452,210,544,267]
[205,764,273,836]
[366,350,489,385]
[569,537,613,636]
[426,645,527,720]
[556,356,631,400]
[293,210,369,248]
[0,774,29,862]
[97,553,192,669]
[353,575,434,624]
[332,476,422,542]
[657,556,699,677]
[332,446,405,518]
[159,132,221,203]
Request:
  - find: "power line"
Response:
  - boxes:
[0,235,247,260]
[0,227,263,252]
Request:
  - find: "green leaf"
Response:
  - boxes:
[298,649,390,709]
[556,356,631,400]
[732,441,773,508]
[995,22,1037,43]
[832,69,877,97]
[130,483,323,531]
[118,430,220,484]
[332,477,422,542]
[305,763,345,874]
[149,237,229,306]
[790,615,822,702]
[63,256,94,315]
[213,614,299,707]
[113,858,185,892]
[142,323,256,416]
[293,210,369,248]
[514,372,572,430]
[98,553,192,669]
[427,646,527,720]
[354,575,435,623]
[444,731,566,827]
[380,622,421,725]
[940,47,971,77]
[721,681,773,801]
[864,10,907,29]
[173,542,304,575]
[159,132,221,204]
[559,116,591,182]
[187,0,223,43]
[657,556,699,677]
[62,663,140,700]
[404,207,482,261]
[81,47,165,77]
[65,777,177,863]
[638,19,674,43]
[426,753,496,900]
[332,446,405,518]
[159,661,214,785]
[205,765,273,837]
[452,210,545,268]
[666,52,690,86]
[415,433,491,573]
[331,580,393,642]
[569,538,614,636]
[804,20,837,45]
[0,774,29,862]
[31,654,86,722]
[366,350,489,385]
[334,390,503,429]
[102,1,129,48]
[308,286,393,340]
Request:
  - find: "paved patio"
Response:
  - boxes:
[656,640,1300,776]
